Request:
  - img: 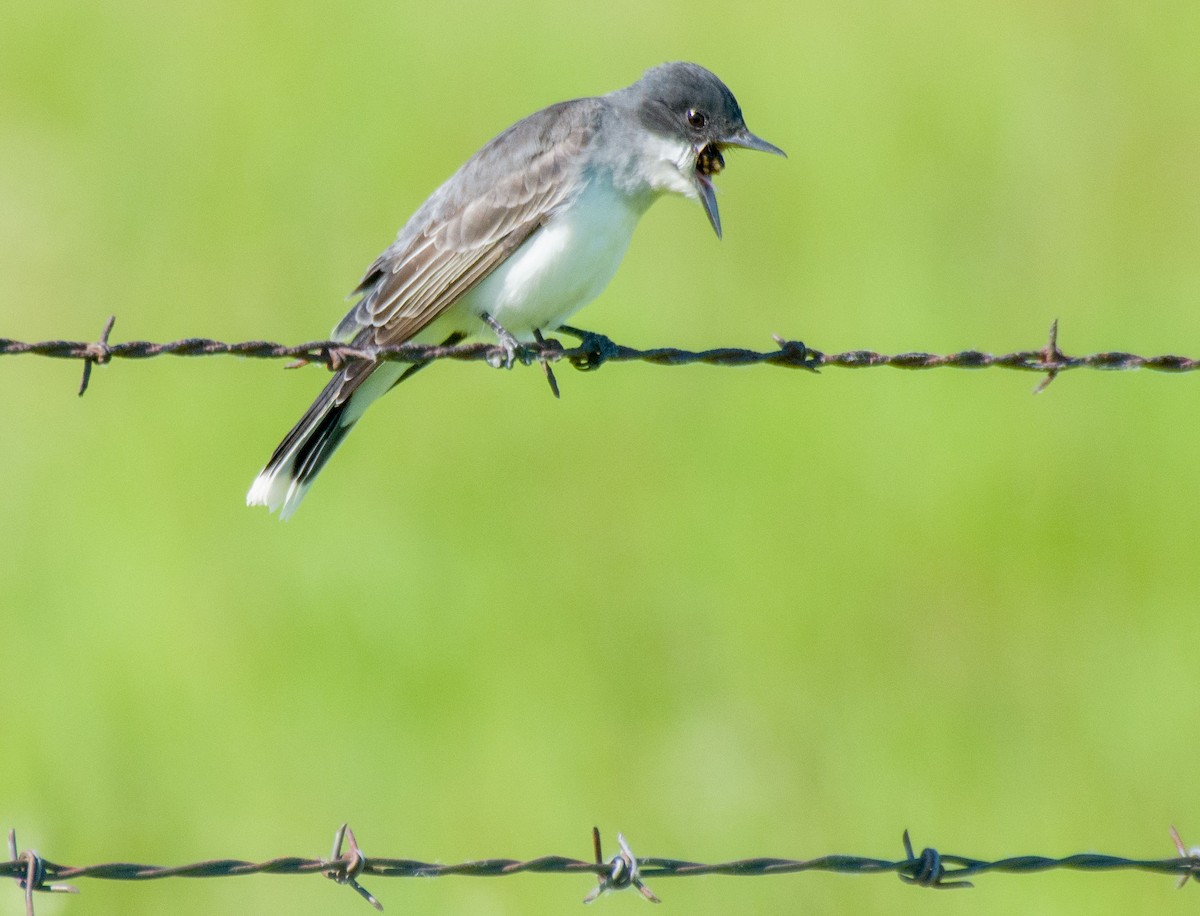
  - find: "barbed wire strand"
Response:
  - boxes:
[6,824,1200,914]
[2,316,1198,399]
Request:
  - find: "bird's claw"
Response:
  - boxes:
[557,325,619,371]
[481,312,521,369]
[485,338,518,369]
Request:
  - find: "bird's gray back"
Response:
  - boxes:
[334,96,608,343]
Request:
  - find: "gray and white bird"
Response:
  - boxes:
[247,61,784,518]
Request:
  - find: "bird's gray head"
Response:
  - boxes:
[620,61,785,238]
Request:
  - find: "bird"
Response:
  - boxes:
[247,61,784,518]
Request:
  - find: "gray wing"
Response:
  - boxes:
[335,97,604,350]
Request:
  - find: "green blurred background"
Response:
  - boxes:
[3,1,1199,914]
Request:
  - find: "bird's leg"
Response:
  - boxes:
[555,324,619,371]
[480,312,521,369]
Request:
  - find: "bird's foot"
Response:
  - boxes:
[557,325,619,371]
[481,312,521,369]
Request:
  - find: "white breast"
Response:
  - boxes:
[451,174,651,339]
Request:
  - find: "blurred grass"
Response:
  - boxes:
[2,1,1199,914]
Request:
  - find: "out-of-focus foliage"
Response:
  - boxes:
[2,3,1198,913]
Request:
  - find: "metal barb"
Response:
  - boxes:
[533,329,561,398]
[325,824,383,911]
[77,314,116,397]
[8,829,79,916]
[1033,319,1063,394]
[285,345,346,372]
[899,830,973,890]
[772,334,820,372]
[323,345,347,372]
[583,830,660,904]
[1170,826,1200,889]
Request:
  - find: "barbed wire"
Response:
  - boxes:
[2,316,1197,397]
[6,824,1199,914]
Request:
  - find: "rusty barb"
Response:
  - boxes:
[2,316,1197,398]
[324,824,381,911]
[7,830,78,916]
[4,823,1198,913]
[1171,825,1200,889]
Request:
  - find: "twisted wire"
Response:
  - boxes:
[6,825,1199,914]
[2,317,1196,397]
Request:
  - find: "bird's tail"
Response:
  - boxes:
[246,361,402,519]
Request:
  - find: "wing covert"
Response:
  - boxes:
[334,98,603,349]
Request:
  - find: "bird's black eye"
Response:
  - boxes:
[686,108,706,130]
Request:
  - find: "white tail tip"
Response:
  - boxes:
[246,468,310,520]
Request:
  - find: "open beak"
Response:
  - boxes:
[695,167,723,239]
[694,128,786,239]
[722,128,787,158]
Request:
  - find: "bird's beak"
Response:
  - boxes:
[721,127,787,159]
[694,128,786,239]
[694,162,724,239]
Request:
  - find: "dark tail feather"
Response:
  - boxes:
[246,333,462,518]
[246,370,363,519]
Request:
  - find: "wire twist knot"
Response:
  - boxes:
[1171,826,1200,889]
[7,830,78,916]
[899,830,973,890]
[584,829,660,904]
[324,825,382,911]
[77,315,116,396]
